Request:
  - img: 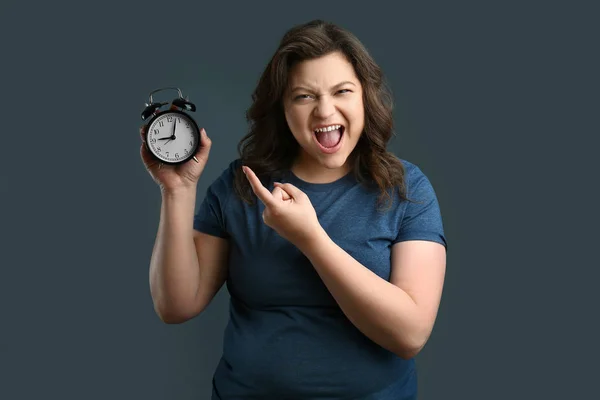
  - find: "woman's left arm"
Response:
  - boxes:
[242,167,446,359]
[297,231,447,360]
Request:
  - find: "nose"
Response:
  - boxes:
[313,96,336,119]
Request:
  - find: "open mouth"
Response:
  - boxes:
[314,124,345,149]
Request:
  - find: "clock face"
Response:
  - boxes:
[146,111,199,163]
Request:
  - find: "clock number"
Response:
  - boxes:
[167,116,173,122]
[184,149,188,154]
[153,129,159,135]
[166,151,169,157]
[189,141,193,146]
[175,153,179,159]
[150,138,156,143]
[159,121,164,127]
[157,147,161,152]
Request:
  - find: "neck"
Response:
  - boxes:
[291,153,352,184]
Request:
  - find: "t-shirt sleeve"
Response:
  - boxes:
[393,166,448,250]
[193,161,238,239]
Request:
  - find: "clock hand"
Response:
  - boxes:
[172,119,177,139]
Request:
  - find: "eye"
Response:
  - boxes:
[294,94,313,101]
[337,89,352,95]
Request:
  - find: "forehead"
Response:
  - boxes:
[287,52,359,87]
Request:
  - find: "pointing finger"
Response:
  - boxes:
[243,166,276,207]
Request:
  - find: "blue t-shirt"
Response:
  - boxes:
[193,158,447,399]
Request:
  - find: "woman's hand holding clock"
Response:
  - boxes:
[139,122,212,194]
[139,87,208,193]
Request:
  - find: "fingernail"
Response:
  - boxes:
[242,166,247,174]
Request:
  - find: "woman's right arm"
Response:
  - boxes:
[148,187,229,324]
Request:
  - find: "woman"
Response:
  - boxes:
[140,19,447,400]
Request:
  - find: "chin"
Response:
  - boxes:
[317,154,350,169]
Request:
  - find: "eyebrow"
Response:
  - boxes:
[290,81,356,93]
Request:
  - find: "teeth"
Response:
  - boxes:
[314,124,342,133]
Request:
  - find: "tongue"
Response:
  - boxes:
[316,129,341,147]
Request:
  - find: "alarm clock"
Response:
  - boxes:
[141,87,200,165]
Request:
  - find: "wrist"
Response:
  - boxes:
[160,185,197,199]
[295,225,329,255]
[160,187,197,212]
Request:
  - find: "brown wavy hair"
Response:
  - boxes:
[233,19,410,210]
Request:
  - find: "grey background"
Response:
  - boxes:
[1,0,598,399]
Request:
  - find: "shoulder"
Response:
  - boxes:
[201,158,243,204]
[396,157,423,181]
[219,158,243,179]
[207,158,243,187]
[392,157,447,248]
[395,157,436,198]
